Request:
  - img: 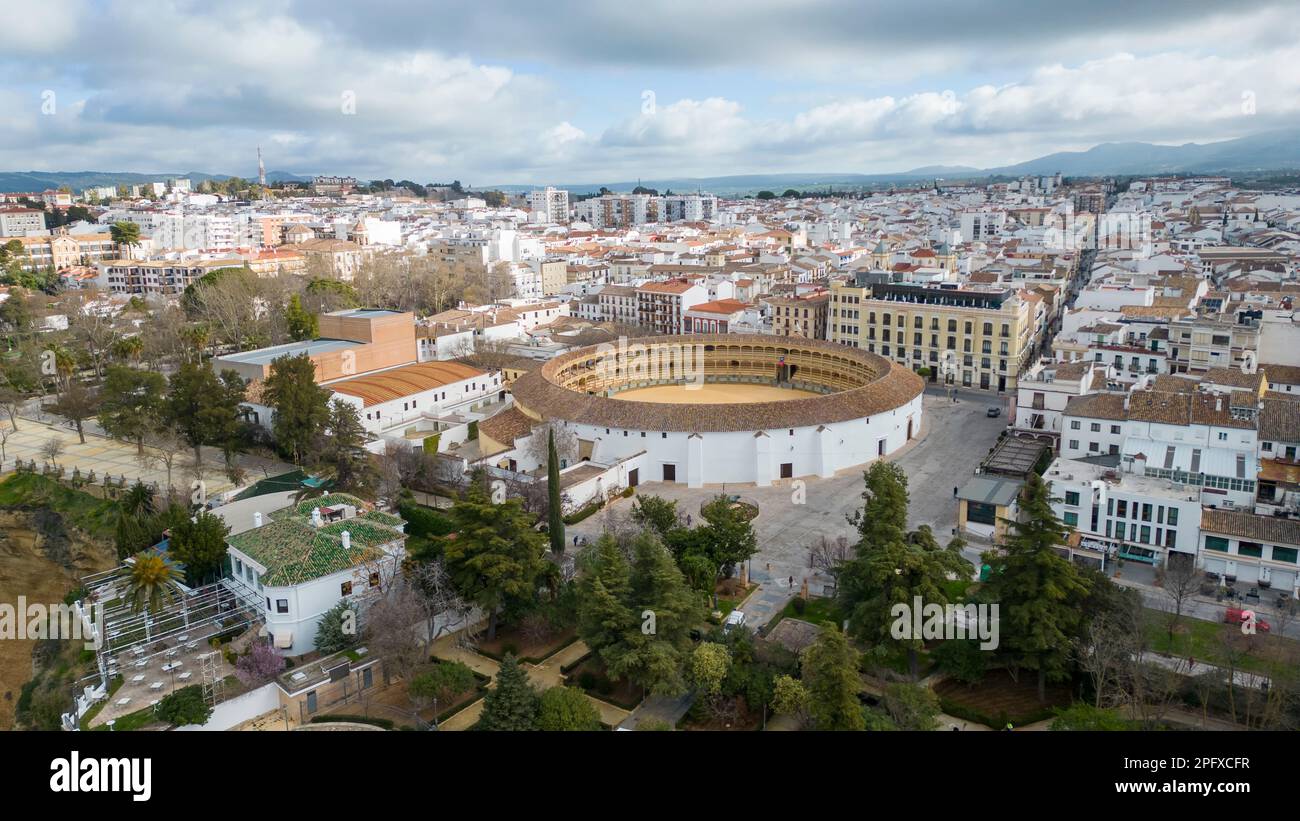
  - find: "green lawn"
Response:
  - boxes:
[1145,609,1297,676]
[768,596,842,631]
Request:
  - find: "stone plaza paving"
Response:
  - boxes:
[0,413,294,499]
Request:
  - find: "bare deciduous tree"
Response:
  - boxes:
[807,534,853,574]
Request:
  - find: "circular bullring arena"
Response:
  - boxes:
[508,335,924,487]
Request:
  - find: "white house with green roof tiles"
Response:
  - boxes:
[223,494,408,656]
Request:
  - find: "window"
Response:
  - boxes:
[1063,511,1079,527]
[1090,422,1101,432]
[1116,500,1128,518]
[1111,425,1121,434]
[1140,526,1151,544]
[1272,546,1299,564]
[1068,439,1079,450]
[1238,542,1263,558]
[370,571,380,588]
[341,581,353,596]
[276,599,289,613]
[362,667,374,689]
[1204,536,1229,553]
[1064,491,1080,506]
[1141,503,1152,522]
[1167,508,1178,526]
[1070,420,1081,430]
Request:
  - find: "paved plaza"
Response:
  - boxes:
[0,410,294,500]
[568,390,1008,588]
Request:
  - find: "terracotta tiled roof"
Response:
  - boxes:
[478,406,537,447]
[327,361,486,406]
[1201,509,1300,547]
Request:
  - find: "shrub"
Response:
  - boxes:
[537,686,602,731]
[577,671,598,690]
[792,597,807,615]
[156,685,211,727]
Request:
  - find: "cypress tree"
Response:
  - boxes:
[547,427,565,555]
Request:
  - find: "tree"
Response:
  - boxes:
[124,551,184,613]
[234,639,286,687]
[756,190,777,200]
[801,626,864,731]
[547,428,565,555]
[981,472,1091,701]
[881,682,941,730]
[40,437,64,466]
[0,287,32,335]
[478,653,539,730]
[838,462,970,679]
[575,531,704,696]
[630,494,680,538]
[537,686,602,731]
[440,482,547,640]
[49,379,98,444]
[318,401,374,494]
[363,580,427,684]
[1159,552,1200,647]
[283,293,318,341]
[771,674,810,721]
[168,510,231,586]
[109,220,141,251]
[408,660,477,714]
[165,361,246,467]
[690,642,732,697]
[263,353,330,466]
[315,601,359,654]
[98,366,166,456]
[781,189,801,198]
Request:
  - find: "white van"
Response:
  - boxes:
[722,610,746,634]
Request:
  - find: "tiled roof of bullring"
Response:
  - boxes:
[509,334,923,433]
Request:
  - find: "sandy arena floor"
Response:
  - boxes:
[611,383,819,404]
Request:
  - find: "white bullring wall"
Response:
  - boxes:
[577,392,922,487]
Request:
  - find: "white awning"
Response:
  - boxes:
[273,631,293,649]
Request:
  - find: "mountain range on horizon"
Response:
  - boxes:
[5,130,1300,196]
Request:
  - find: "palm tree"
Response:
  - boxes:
[124,551,184,613]
[112,335,144,364]
[109,221,141,256]
[121,480,157,519]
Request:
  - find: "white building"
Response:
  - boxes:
[527,187,570,224]
[223,495,408,655]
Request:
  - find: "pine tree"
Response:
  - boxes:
[284,294,318,341]
[547,428,565,555]
[479,653,539,730]
[441,483,547,640]
[263,353,331,466]
[838,463,970,678]
[982,471,1092,701]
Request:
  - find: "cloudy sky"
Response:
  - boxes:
[3,0,1299,184]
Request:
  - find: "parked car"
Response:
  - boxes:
[1224,607,1271,633]
[986,407,1002,418]
[722,610,747,635]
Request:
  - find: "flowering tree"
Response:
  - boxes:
[235,639,285,687]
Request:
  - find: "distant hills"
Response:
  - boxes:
[5,129,1299,195]
[0,169,311,193]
